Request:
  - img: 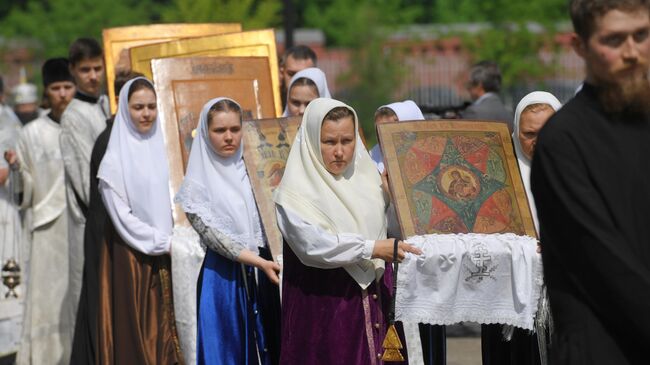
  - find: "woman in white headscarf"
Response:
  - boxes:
[175,97,280,365]
[369,100,447,365]
[513,91,562,232]
[282,67,331,117]
[370,100,425,173]
[96,77,182,364]
[506,91,561,365]
[274,98,420,364]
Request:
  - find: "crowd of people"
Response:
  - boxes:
[0,0,649,364]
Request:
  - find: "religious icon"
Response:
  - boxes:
[378,121,536,238]
[151,56,279,225]
[101,23,242,113]
[242,116,302,261]
[129,29,282,116]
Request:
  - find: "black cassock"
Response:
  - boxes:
[70,117,113,365]
[531,83,650,365]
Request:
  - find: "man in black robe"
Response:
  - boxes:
[531,1,650,364]
[70,70,143,365]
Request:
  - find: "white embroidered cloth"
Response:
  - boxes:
[396,233,543,330]
[170,226,205,365]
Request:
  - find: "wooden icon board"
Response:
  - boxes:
[130,29,281,117]
[152,56,277,225]
[241,116,301,260]
[378,120,536,238]
[102,23,241,113]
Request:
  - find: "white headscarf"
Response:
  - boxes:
[370,100,425,172]
[512,91,562,232]
[379,100,425,121]
[274,98,387,289]
[282,67,332,117]
[98,77,173,239]
[175,98,263,253]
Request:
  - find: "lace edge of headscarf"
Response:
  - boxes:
[174,180,263,251]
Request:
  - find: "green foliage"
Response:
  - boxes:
[304,0,421,47]
[161,0,282,30]
[0,0,568,119]
[461,23,559,88]
[1,0,158,58]
[0,0,282,61]
[341,38,408,145]
[422,0,567,92]
[308,1,417,143]
[429,0,568,25]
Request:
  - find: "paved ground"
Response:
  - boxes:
[447,337,482,365]
[0,339,483,365]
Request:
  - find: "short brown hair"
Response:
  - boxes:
[281,45,317,66]
[68,38,103,66]
[115,70,144,96]
[323,106,355,124]
[570,0,650,40]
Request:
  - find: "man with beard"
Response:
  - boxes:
[531,1,650,364]
[59,38,110,344]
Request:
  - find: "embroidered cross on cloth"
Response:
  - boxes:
[395,233,543,330]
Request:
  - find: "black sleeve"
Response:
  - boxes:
[531,126,650,343]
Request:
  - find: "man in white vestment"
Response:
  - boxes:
[5,57,76,365]
[0,76,24,357]
[0,75,22,270]
[59,38,110,339]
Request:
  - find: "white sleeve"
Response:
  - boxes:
[275,204,375,269]
[60,110,92,206]
[100,180,171,255]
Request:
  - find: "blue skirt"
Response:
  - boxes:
[197,249,270,365]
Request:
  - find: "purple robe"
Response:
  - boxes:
[280,242,408,364]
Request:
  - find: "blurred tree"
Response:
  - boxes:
[303,0,421,46]
[426,0,567,24]
[446,0,566,96]
[462,24,559,89]
[0,0,158,58]
[0,0,570,114]
[301,0,421,143]
[161,0,282,29]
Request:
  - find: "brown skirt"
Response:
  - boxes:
[97,220,184,365]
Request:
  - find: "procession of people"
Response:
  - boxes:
[1,0,649,364]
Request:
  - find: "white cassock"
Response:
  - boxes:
[0,105,23,276]
[0,106,24,355]
[15,114,70,365]
[59,96,109,343]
